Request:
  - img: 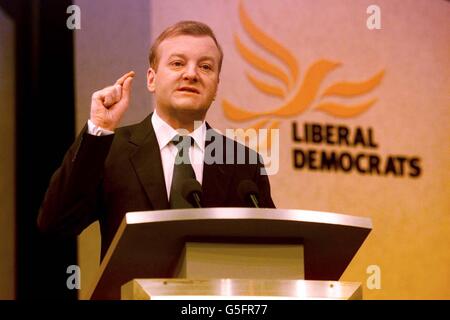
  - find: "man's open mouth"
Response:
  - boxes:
[177,87,200,94]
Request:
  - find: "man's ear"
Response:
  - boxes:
[147,67,156,92]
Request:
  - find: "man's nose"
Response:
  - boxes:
[182,64,198,82]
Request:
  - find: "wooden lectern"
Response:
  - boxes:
[85,208,372,300]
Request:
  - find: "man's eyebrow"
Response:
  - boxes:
[198,56,216,63]
[168,53,186,59]
[167,53,216,63]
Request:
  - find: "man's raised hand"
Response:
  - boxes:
[90,71,135,131]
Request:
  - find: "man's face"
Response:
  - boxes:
[147,35,221,124]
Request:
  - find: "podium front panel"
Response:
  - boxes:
[88,208,371,299]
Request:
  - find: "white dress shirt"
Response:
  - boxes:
[88,111,206,199]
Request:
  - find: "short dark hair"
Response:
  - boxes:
[149,20,223,72]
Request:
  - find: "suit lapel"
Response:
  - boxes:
[201,124,233,207]
[129,114,169,210]
[127,118,233,209]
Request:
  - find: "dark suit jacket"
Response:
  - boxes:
[38,114,275,258]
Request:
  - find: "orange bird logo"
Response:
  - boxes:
[222,2,385,147]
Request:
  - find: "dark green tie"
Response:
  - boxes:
[169,135,196,209]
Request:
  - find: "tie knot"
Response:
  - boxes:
[172,135,194,149]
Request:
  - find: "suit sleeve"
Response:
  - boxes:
[37,125,114,236]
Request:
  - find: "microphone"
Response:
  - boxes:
[238,180,260,208]
[181,179,203,208]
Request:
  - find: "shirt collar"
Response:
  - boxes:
[151,110,206,152]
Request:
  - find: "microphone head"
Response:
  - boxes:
[237,179,259,203]
[181,178,203,204]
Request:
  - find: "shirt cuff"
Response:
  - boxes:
[87,119,115,136]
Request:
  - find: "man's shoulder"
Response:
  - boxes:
[114,114,153,142]
[205,125,262,165]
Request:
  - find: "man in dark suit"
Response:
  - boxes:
[38,21,275,258]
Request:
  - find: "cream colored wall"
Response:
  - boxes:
[0,6,16,300]
[78,222,100,299]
